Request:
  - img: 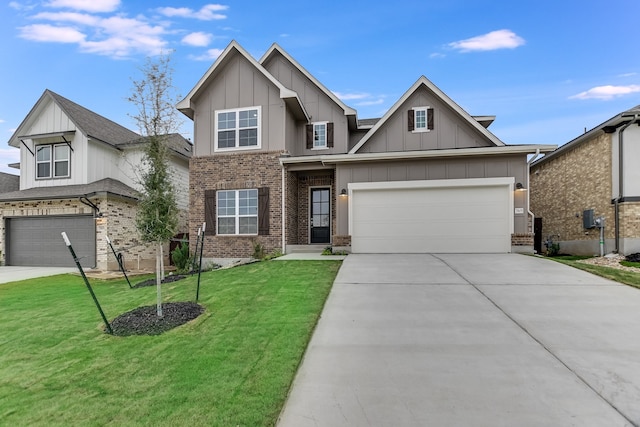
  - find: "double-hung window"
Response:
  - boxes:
[313,123,327,149]
[36,144,70,179]
[408,107,434,133]
[215,106,261,151]
[217,189,258,235]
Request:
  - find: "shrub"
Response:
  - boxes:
[171,242,191,273]
[253,241,266,260]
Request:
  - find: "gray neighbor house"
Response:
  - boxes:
[177,40,555,263]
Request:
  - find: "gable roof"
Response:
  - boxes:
[0,172,19,193]
[0,177,138,202]
[259,43,357,118]
[9,89,140,148]
[532,105,640,167]
[177,40,309,121]
[349,76,506,154]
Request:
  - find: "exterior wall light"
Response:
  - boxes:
[515,182,525,190]
[340,188,348,197]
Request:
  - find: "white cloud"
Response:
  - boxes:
[19,24,85,43]
[570,85,640,100]
[618,72,637,78]
[356,99,384,106]
[333,91,370,100]
[429,52,446,59]
[32,11,100,25]
[157,4,228,20]
[0,119,5,123]
[449,29,525,52]
[189,48,224,61]
[182,32,212,47]
[47,0,120,13]
[9,2,35,11]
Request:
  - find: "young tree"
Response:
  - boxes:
[128,53,181,317]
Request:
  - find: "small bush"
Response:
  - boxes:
[546,243,560,257]
[322,246,333,255]
[253,241,266,260]
[171,242,191,273]
[263,248,283,260]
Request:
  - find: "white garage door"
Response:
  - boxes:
[350,179,513,253]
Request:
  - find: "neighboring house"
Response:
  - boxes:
[0,90,191,268]
[0,172,19,193]
[530,106,640,255]
[178,40,555,262]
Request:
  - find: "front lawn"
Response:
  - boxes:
[549,256,640,289]
[0,260,341,426]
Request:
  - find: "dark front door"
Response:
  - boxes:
[534,217,543,254]
[310,188,331,244]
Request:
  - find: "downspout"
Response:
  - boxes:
[526,148,541,233]
[614,114,638,253]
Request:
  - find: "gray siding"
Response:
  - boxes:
[191,53,286,157]
[358,87,494,153]
[335,155,528,235]
[263,54,349,155]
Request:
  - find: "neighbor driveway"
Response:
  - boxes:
[277,254,640,426]
[0,266,77,284]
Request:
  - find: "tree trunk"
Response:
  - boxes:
[156,243,163,317]
[160,244,165,281]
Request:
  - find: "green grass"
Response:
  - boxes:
[549,256,640,289]
[0,260,341,426]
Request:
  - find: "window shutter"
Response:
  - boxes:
[204,189,216,235]
[258,187,270,235]
[407,109,414,131]
[306,124,313,149]
[327,122,334,147]
[427,108,434,130]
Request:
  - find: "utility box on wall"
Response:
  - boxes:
[583,209,595,229]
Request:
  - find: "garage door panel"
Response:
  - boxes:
[351,181,511,253]
[6,216,96,267]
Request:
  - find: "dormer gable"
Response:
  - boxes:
[350,76,506,154]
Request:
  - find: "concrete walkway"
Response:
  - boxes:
[0,266,77,284]
[277,253,640,426]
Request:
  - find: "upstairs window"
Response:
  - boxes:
[36,144,70,179]
[408,107,434,132]
[306,122,334,150]
[215,106,261,151]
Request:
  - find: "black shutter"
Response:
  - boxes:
[306,124,313,149]
[327,122,334,147]
[408,109,414,131]
[427,108,434,130]
[258,187,269,235]
[204,189,216,235]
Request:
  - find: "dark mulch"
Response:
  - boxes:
[626,253,640,263]
[109,302,205,336]
[132,274,187,289]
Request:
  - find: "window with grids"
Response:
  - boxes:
[408,107,434,133]
[313,123,327,148]
[215,106,261,150]
[217,189,258,235]
[36,144,70,179]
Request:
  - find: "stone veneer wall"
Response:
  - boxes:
[530,132,615,254]
[0,195,188,269]
[190,151,284,258]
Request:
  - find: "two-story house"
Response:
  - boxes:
[178,41,555,263]
[0,90,191,269]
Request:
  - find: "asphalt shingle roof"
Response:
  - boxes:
[0,172,19,194]
[0,178,138,202]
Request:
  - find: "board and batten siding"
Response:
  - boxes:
[357,87,494,154]
[191,53,286,157]
[19,100,88,190]
[334,155,529,236]
[612,124,640,198]
[263,54,349,155]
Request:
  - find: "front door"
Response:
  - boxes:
[310,188,331,244]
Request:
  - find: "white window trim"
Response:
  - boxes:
[311,122,329,150]
[214,106,262,152]
[217,189,259,236]
[35,143,70,179]
[412,106,431,133]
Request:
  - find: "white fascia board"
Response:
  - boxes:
[260,43,357,117]
[349,76,507,154]
[348,177,514,191]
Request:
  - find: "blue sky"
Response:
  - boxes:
[1,0,639,175]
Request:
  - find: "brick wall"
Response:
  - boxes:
[285,171,298,245]
[620,202,640,239]
[295,172,335,244]
[530,132,614,253]
[190,151,284,258]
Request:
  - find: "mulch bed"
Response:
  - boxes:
[132,274,188,289]
[109,302,205,336]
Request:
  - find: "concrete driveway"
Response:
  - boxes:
[0,266,77,284]
[277,254,640,426]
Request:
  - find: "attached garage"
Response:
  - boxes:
[6,215,96,267]
[349,178,513,253]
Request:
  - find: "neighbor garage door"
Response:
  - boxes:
[350,178,513,253]
[6,216,96,267]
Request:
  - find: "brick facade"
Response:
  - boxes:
[294,172,335,245]
[530,132,615,254]
[0,196,187,269]
[190,151,284,258]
